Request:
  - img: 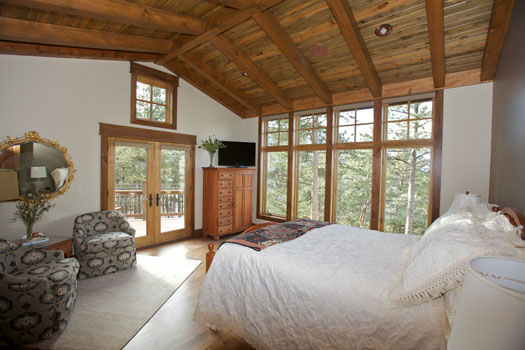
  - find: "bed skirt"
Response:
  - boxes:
[193,306,271,350]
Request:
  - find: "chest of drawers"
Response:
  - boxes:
[202,167,255,240]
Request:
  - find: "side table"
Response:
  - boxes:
[25,237,74,258]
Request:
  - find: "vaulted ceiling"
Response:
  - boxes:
[0,0,515,118]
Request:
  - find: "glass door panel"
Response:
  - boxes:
[159,146,186,235]
[113,141,154,246]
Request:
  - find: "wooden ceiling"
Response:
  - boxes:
[0,0,515,118]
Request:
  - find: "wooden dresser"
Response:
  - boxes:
[202,167,255,240]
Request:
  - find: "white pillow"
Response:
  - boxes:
[390,211,502,307]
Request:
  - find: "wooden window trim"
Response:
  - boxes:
[257,92,443,232]
[130,62,179,130]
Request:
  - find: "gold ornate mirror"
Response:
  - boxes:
[0,131,75,200]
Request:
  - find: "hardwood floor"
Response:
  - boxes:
[124,235,254,350]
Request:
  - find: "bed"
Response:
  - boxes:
[194,206,525,350]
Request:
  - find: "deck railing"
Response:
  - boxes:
[115,184,184,220]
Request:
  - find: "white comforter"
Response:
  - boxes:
[194,224,446,349]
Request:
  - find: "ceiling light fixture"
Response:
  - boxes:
[309,43,328,57]
[375,24,393,37]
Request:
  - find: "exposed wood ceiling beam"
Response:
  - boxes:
[325,0,382,97]
[480,0,515,81]
[0,41,158,61]
[210,34,293,110]
[425,0,445,88]
[180,52,262,115]
[0,17,172,53]
[165,60,254,118]
[155,0,282,65]
[259,69,484,117]
[1,0,206,35]
[253,10,332,104]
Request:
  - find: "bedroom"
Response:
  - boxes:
[0,0,524,349]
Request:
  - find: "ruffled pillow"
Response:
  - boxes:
[390,210,506,307]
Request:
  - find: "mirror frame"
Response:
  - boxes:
[0,131,76,200]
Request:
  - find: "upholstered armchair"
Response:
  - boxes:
[72,210,136,279]
[0,239,79,345]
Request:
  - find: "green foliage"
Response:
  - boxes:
[336,149,373,227]
[115,146,147,189]
[383,148,430,235]
[11,187,55,236]
[198,136,226,153]
[264,152,288,217]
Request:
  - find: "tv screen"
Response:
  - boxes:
[218,141,256,167]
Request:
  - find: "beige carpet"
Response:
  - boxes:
[33,255,201,350]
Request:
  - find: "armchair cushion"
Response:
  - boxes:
[80,232,134,254]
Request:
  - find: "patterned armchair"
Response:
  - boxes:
[72,210,136,279]
[0,239,79,345]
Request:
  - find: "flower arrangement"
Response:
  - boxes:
[198,136,226,153]
[11,188,55,239]
[198,136,226,167]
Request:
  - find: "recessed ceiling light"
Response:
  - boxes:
[375,24,393,37]
[309,43,328,57]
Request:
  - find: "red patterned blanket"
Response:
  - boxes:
[221,219,333,251]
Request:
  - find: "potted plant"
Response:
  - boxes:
[11,187,55,239]
[198,136,226,167]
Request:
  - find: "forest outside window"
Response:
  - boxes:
[130,63,178,130]
[257,93,442,235]
[333,105,375,228]
[260,117,289,219]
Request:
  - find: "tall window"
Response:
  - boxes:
[260,117,289,218]
[130,63,178,130]
[333,106,374,228]
[258,93,442,234]
[295,112,326,220]
[382,99,433,234]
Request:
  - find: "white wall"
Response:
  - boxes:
[441,83,493,214]
[0,55,257,240]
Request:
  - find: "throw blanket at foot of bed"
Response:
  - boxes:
[222,219,333,251]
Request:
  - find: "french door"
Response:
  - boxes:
[106,137,193,248]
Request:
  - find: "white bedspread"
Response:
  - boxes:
[195,224,446,350]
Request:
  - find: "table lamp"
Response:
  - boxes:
[448,257,525,350]
[443,191,482,216]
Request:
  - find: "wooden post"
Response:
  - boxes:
[206,243,215,273]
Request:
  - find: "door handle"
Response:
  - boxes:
[156,193,160,207]
[148,194,153,207]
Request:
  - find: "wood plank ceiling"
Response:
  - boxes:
[0,0,515,118]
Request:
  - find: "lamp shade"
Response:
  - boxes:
[443,192,481,216]
[448,257,525,350]
[30,166,47,179]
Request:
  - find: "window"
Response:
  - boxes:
[333,106,374,227]
[260,117,289,219]
[381,98,435,234]
[130,63,178,130]
[258,93,443,234]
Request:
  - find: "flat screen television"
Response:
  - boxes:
[218,141,256,167]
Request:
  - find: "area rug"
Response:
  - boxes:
[33,256,201,350]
